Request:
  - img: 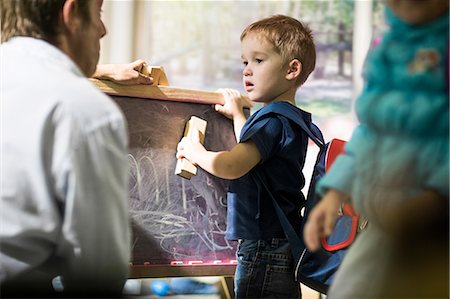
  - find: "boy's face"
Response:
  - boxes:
[241,33,292,103]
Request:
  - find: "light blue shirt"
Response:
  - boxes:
[1,37,131,289]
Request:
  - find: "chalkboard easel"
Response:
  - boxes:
[91,78,251,298]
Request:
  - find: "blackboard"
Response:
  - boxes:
[92,79,249,278]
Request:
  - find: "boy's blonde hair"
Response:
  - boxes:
[241,15,316,87]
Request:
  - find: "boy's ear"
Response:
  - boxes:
[61,0,82,35]
[286,59,302,82]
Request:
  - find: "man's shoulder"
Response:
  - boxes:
[3,37,119,119]
[56,77,125,129]
[28,65,123,132]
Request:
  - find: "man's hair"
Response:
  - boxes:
[241,15,316,87]
[1,0,90,43]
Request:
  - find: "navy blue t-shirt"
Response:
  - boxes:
[225,101,310,240]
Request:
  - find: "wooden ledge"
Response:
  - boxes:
[130,264,236,278]
[90,78,251,108]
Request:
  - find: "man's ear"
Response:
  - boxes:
[61,0,81,35]
[286,59,302,82]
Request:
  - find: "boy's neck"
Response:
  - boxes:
[264,87,297,106]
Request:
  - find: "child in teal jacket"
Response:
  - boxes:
[304,0,449,298]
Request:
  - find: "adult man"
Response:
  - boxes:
[1,0,131,296]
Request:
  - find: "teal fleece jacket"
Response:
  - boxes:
[318,8,449,225]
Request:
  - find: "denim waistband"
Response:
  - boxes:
[238,238,289,246]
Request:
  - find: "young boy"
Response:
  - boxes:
[177,15,316,298]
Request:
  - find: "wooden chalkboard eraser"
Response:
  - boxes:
[175,116,207,179]
[139,64,169,86]
[175,160,198,180]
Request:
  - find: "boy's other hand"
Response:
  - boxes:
[214,89,247,120]
[93,60,153,85]
[303,190,346,251]
[176,130,205,164]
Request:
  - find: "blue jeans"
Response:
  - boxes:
[234,238,301,298]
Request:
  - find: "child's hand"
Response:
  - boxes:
[303,189,347,252]
[93,60,153,85]
[214,89,246,120]
[176,129,205,164]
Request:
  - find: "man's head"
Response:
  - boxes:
[241,15,316,87]
[1,0,106,77]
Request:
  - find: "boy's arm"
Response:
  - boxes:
[92,60,153,85]
[177,132,261,180]
[214,89,250,141]
[231,113,247,142]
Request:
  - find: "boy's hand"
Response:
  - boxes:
[176,129,205,164]
[93,60,153,85]
[214,89,246,120]
[303,189,347,252]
